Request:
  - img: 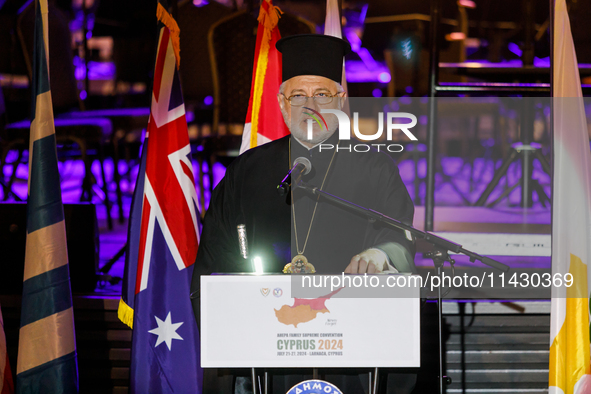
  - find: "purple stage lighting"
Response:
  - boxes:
[508,42,522,57]
[186,110,195,123]
[378,72,391,83]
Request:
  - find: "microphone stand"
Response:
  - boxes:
[295,181,510,394]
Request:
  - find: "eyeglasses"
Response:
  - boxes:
[282,92,344,107]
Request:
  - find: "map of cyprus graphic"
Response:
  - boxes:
[275,288,343,327]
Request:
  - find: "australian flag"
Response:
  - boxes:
[118,2,202,392]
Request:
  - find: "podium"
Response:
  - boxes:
[201,274,421,393]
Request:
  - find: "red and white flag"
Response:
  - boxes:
[240,0,289,154]
[0,305,14,394]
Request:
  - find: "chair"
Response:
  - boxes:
[2,1,116,228]
[2,117,113,198]
[59,108,150,224]
[178,0,233,113]
[175,0,234,212]
[210,10,315,135]
[200,9,315,206]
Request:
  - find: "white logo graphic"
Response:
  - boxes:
[319,110,418,142]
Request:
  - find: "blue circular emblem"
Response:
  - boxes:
[286,379,343,394]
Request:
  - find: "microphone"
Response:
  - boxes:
[277,157,312,195]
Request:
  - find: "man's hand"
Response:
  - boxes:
[344,249,388,274]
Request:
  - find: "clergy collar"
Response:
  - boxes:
[290,131,340,161]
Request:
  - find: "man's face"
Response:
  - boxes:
[277,75,346,148]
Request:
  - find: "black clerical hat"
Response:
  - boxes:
[276,34,351,83]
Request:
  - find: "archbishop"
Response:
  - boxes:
[191,34,417,393]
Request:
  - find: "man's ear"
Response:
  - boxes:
[338,92,348,109]
[277,94,285,111]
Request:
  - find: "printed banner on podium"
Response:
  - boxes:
[200,275,420,368]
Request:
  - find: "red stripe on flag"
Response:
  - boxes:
[1,353,14,394]
[257,26,289,141]
[135,196,152,294]
[152,28,170,103]
[180,160,195,186]
[243,0,289,146]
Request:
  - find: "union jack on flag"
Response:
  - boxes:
[136,19,200,294]
[118,2,202,392]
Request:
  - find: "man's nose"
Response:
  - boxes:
[309,97,321,111]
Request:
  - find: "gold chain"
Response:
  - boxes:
[290,137,338,255]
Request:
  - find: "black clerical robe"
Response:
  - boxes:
[191,133,416,394]
[191,133,415,281]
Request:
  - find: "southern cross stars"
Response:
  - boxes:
[148,312,184,351]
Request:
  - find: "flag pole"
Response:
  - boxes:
[549,0,554,218]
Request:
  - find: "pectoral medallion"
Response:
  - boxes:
[283,254,316,274]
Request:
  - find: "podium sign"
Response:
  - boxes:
[201,275,420,368]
